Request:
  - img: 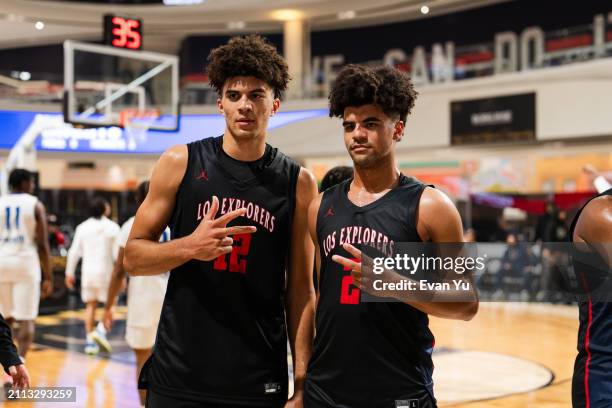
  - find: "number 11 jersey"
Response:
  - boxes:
[0,193,40,283]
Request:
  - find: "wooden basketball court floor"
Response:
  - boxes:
[0,302,578,408]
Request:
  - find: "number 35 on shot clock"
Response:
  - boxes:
[103,14,143,50]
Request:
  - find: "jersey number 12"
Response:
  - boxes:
[213,233,252,273]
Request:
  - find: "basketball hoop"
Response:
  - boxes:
[120,108,159,149]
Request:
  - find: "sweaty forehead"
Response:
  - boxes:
[343,104,387,121]
[223,76,273,93]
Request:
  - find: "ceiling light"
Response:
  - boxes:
[227,21,246,30]
[163,0,204,5]
[338,10,356,20]
[420,5,430,14]
[270,9,304,21]
[35,21,44,30]
[19,72,31,81]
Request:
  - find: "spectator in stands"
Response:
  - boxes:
[489,215,509,242]
[47,214,66,256]
[536,203,559,242]
[464,228,477,243]
[536,204,570,302]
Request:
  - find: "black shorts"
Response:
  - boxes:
[145,388,286,408]
[304,380,437,408]
[572,354,612,408]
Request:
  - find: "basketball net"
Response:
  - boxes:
[120,108,159,149]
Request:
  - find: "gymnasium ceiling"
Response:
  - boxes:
[0,0,510,51]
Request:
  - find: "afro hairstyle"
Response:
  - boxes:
[207,34,290,99]
[329,64,417,122]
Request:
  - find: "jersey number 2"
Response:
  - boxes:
[213,233,252,273]
[340,258,360,304]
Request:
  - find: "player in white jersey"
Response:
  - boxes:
[65,197,120,355]
[0,169,52,362]
[103,181,169,406]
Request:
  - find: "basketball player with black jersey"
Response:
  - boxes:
[0,312,29,388]
[570,188,612,408]
[304,65,479,408]
[124,35,317,408]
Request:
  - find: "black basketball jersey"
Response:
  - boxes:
[305,175,436,408]
[142,136,301,405]
[570,188,612,408]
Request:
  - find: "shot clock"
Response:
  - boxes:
[103,14,143,50]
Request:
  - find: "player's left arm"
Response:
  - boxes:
[34,202,52,298]
[413,187,479,320]
[285,167,317,406]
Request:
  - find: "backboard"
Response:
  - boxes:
[63,40,179,131]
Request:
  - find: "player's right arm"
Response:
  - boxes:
[103,246,127,330]
[124,145,256,276]
[64,225,83,289]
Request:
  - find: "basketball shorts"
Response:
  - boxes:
[81,285,108,303]
[0,280,40,321]
[126,325,158,350]
[125,281,164,349]
[573,353,612,408]
[304,379,437,408]
[145,388,286,408]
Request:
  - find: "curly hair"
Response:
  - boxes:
[329,64,417,122]
[207,35,290,99]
